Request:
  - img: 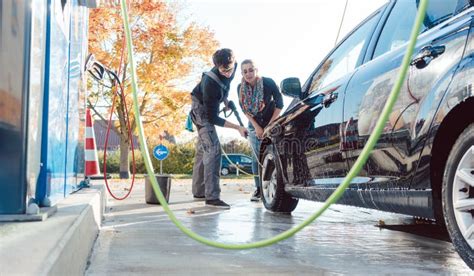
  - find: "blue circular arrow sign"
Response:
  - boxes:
[153,144,169,161]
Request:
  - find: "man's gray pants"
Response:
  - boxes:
[192,125,221,200]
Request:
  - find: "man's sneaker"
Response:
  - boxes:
[193,195,206,201]
[205,199,231,209]
[250,188,261,202]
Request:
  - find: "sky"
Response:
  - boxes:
[179,0,388,142]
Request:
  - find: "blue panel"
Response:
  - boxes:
[37,0,90,204]
[26,0,47,203]
[64,0,87,194]
[37,0,71,206]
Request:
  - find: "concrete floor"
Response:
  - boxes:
[86,178,471,275]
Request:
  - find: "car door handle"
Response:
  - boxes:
[323,92,338,108]
[410,45,445,69]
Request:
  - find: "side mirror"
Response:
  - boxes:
[280,78,302,99]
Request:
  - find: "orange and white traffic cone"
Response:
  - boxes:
[85,108,100,178]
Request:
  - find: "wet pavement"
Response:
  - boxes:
[86,178,471,275]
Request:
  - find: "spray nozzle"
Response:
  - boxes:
[227,100,237,112]
[226,101,244,127]
[85,53,121,89]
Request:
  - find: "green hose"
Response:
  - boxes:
[119,0,428,249]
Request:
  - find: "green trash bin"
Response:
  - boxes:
[145,174,171,204]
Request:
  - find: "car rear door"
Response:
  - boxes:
[342,0,471,189]
[239,155,252,173]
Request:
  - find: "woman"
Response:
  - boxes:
[238,59,283,201]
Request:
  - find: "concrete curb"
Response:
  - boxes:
[0,184,105,275]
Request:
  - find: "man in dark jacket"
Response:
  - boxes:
[190,48,248,209]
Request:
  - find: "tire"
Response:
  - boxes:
[261,145,298,213]
[442,123,474,269]
[221,167,229,176]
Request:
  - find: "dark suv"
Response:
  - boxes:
[220,154,253,176]
[260,0,474,268]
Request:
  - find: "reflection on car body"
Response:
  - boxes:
[259,0,474,268]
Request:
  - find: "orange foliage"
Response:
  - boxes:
[88,0,218,145]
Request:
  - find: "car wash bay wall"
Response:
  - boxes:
[0,0,90,214]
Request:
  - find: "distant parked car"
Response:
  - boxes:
[259,0,474,268]
[221,154,253,176]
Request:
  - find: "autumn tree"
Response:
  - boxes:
[88,1,218,178]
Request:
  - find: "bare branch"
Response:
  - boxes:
[87,99,121,136]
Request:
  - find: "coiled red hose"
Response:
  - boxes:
[102,33,137,200]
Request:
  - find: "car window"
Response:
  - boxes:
[308,12,380,93]
[241,156,252,163]
[229,155,239,163]
[373,0,463,59]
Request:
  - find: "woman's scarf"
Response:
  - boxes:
[239,77,264,116]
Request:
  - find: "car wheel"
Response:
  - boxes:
[221,167,229,176]
[442,124,474,269]
[261,145,298,213]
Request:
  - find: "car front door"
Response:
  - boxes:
[281,10,383,186]
[230,155,240,173]
[343,0,471,189]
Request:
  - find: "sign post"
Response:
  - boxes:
[153,144,169,174]
[146,136,172,205]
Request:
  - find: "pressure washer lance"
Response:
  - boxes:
[227,100,263,166]
[223,100,263,172]
[226,100,244,128]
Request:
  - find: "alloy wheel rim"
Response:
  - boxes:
[452,145,474,249]
[262,153,277,203]
[221,168,228,175]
